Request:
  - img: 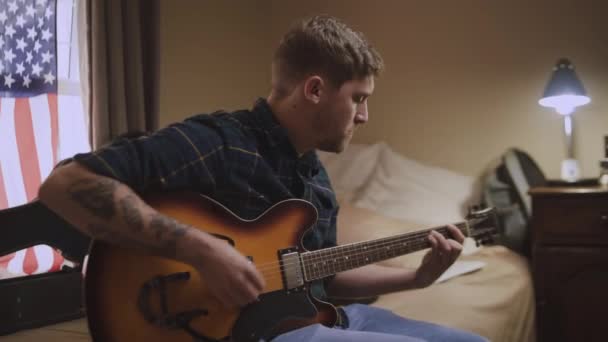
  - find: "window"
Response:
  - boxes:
[0,0,88,279]
[57,0,90,160]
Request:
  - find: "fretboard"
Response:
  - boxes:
[300,222,468,281]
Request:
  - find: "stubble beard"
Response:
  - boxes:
[318,131,352,153]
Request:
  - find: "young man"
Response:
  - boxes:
[39,15,487,342]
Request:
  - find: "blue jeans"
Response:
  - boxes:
[272,304,489,342]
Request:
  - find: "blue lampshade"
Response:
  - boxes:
[538,58,590,115]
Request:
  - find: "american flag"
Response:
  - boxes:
[0,0,65,277]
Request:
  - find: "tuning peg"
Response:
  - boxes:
[468,204,491,214]
[468,206,496,219]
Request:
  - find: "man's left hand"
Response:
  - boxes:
[414,225,465,288]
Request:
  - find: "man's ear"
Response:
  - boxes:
[303,76,324,104]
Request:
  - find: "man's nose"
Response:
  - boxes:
[355,103,368,124]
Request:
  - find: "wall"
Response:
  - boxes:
[161,0,608,179]
[159,0,271,126]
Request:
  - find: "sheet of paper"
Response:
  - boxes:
[434,260,486,283]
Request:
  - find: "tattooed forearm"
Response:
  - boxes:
[39,164,198,262]
[150,214,188,241]
[119,194,144,233]
[67,178,118,220]
[88,221,176,256]
[89,204,189,259]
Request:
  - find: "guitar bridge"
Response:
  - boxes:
[278,248,304,290]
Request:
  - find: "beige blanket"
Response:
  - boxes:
[338,202,536,342]
[372,246,535,342]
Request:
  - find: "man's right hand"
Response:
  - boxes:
[192,233,266,309]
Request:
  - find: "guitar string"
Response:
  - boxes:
[193,223,486,283]
[256,226,488,282]
[250,226,465,277]
[250,224,465,272]
[256,238,434,281]
[251,228,437,273]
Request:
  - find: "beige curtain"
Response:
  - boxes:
[79,0,160,148]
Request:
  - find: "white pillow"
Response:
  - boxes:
[317,142,387,202]
[352,146,478,227]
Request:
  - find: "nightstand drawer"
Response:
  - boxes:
[533,246,608,342]
[532,194,608,245]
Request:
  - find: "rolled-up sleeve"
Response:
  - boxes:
[73,116,227,195]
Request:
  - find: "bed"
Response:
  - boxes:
[320,142,536,342]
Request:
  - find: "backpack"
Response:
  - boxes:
[481,148,546,256]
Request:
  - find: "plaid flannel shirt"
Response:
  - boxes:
[73,98,339,299]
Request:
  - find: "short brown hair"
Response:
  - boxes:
[273,15,384,90]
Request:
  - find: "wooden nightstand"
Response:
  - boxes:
[529,185,608,342]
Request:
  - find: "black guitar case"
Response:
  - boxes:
[0,200,90,335]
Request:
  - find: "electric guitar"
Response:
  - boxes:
[84,191,497,341]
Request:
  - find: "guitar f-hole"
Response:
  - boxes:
[137,272,224,341]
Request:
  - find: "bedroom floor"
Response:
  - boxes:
[2,319,90,341]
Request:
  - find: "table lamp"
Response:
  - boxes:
[538,58,591,181]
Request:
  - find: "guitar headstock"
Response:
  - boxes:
[465,205,498,247]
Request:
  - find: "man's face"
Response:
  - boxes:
[315,76,374,153]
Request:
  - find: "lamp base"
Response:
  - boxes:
[561,158,581,182]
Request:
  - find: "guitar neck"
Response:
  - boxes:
[300,222,469,281]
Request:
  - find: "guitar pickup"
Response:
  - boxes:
[278,249,304,290]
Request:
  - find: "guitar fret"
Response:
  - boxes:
[324,247,333,278]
